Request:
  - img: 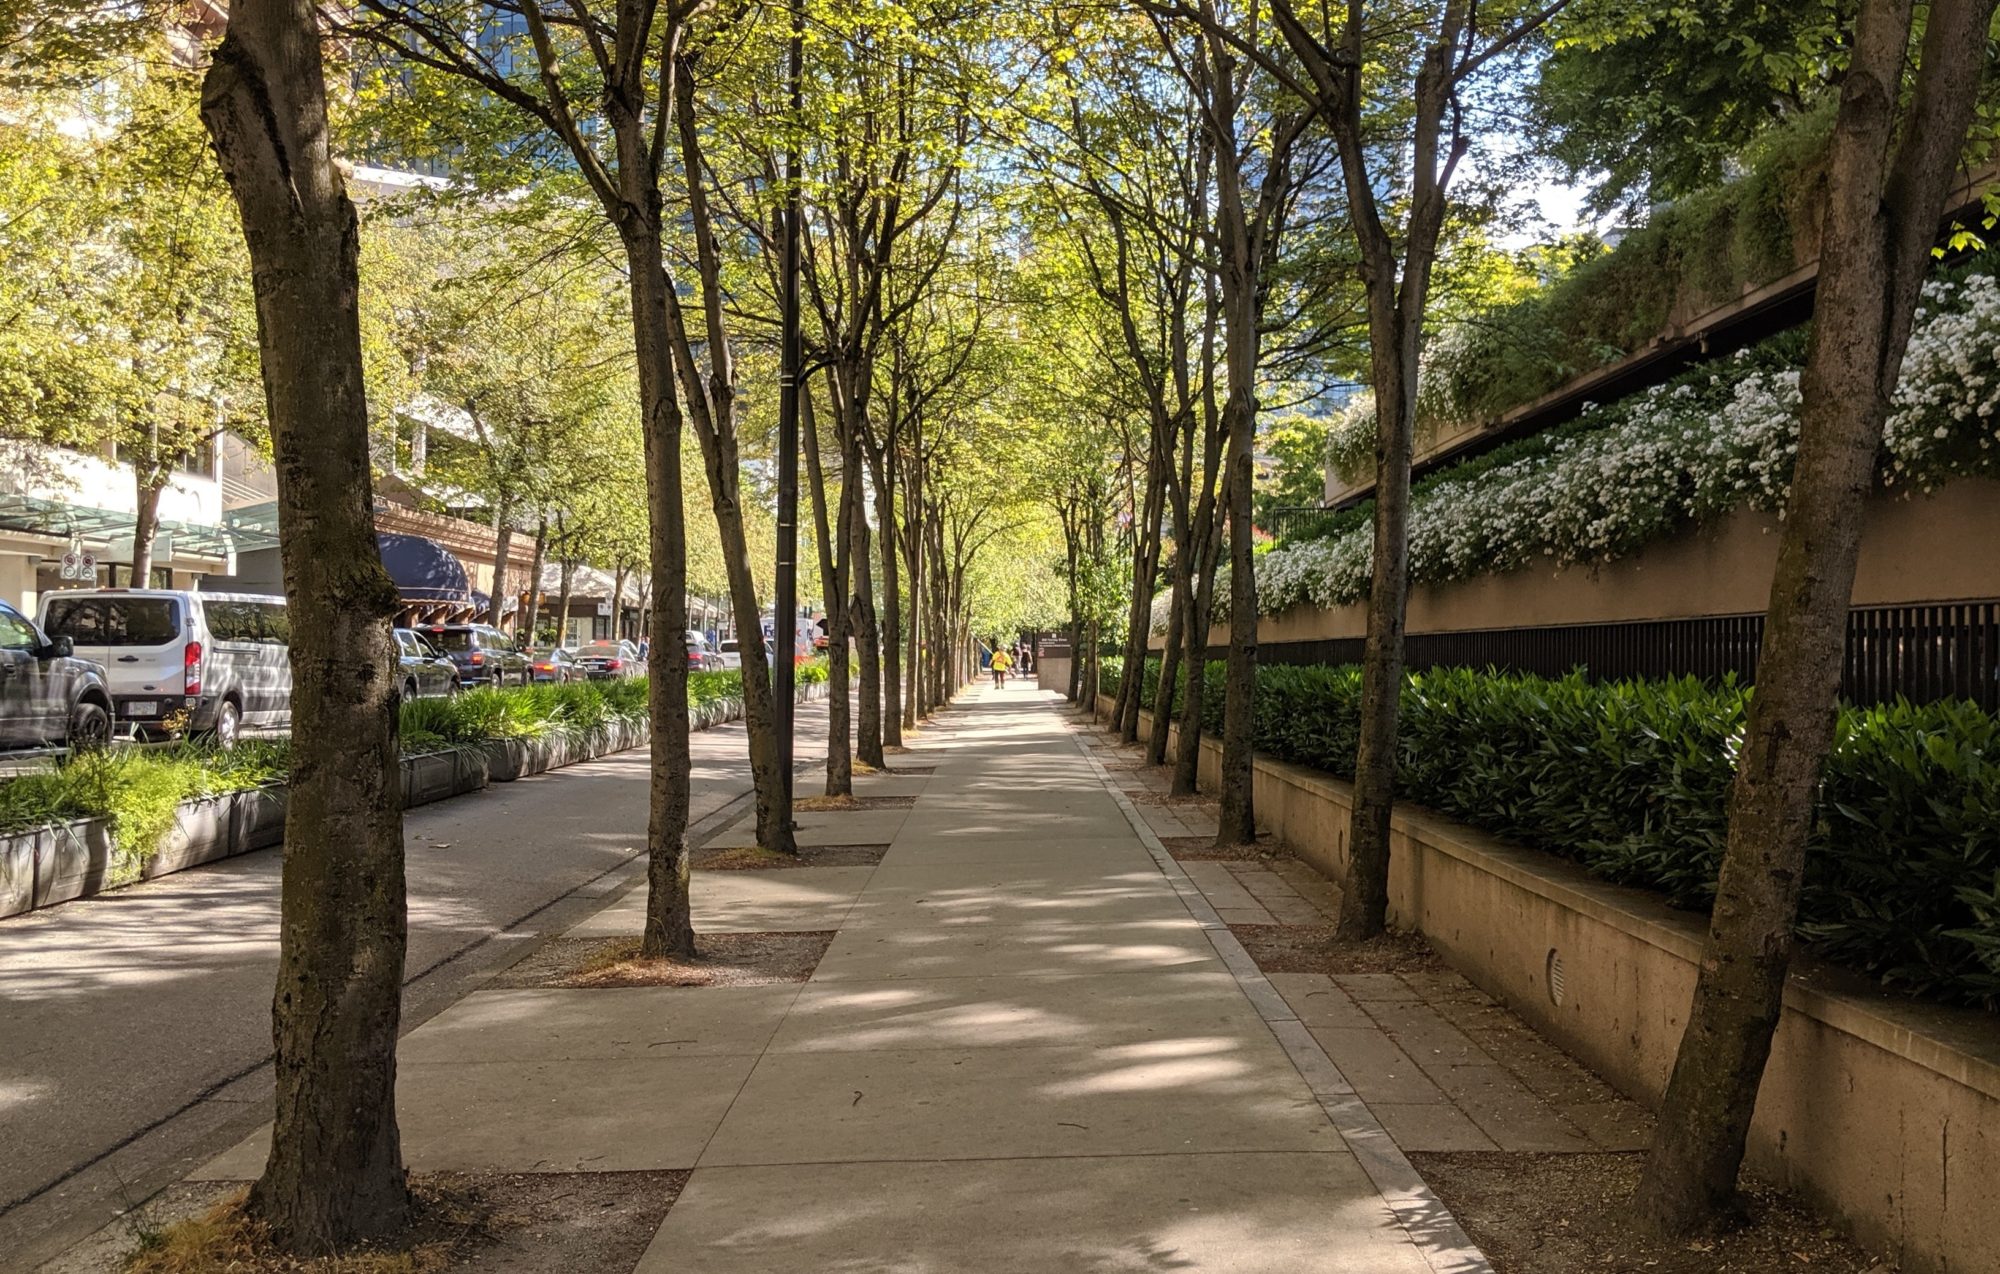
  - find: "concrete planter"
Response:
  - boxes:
[35,818,116,910]
[401,750,461,808]
[0,827,44,915]
[142,794,236,878]
[0,705,698,918]
[1114,696,2000,1274]
[231,785,287,854]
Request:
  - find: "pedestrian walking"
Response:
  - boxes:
[990,646,1013,688]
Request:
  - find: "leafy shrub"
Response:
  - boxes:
[0,742,289,882]
[1114,656,2000,1007]
[0,664,833,877]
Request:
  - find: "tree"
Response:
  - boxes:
[349,0,724,947]
[6,48,261,585]
[1633,0,1997,1234]
[200,0,409,1251]
[1231,0,1567,935]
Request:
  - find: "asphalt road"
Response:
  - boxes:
[0,699,831,1271]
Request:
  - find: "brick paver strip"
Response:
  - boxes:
[1073,714,1493,1274]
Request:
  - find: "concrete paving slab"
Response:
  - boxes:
[873,839,1153,868]
[842,885,1190,931]
[703,809,910,850]
[195,1054,756,1178]
[636,1154,1433,1273]
[568,867,874,936]
[767,970,1260,1053]
[810,918,1225,980]
[697,1041,1343,1165]
[396,985,800,1063]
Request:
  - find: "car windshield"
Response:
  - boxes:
[426,629,474,651]
[719,641,739,652]
[44,596,181,646]
[581,642,624,654]
[529,648,562,660]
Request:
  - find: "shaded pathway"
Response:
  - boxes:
[178,684,1487,1271]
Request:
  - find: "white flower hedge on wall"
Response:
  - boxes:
[1257,268,2000,617]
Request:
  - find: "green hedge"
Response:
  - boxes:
[1103,656,2000,1009]
[0,663,831,873]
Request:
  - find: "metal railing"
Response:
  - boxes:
[1230,600,2000,710]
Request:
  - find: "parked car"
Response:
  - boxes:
[576,639,642,679]
[0,598,114,750]
[686,634,724,671]
[715,638,744,670]
[40,589,290,747]
[394,628,461,700]
[528,646,580,683]
[419,623,532,689]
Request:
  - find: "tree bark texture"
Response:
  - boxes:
[1634,0,1995,1234]
[201,0,410,1249]
[623,231,695,961]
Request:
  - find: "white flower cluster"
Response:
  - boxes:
[1260,269,2000,616]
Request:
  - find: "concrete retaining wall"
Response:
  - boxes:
[1107,697,2000,1274]
[0,682,828,920]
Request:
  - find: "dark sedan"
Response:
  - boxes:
[421,623,533,689]
[0,598,114,750]
[528,647,581,683]
[394,628,461,700]
[575,639,643,680]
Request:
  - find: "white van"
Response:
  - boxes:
[38,589,292,746]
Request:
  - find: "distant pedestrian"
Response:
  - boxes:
[990,647,1013,688]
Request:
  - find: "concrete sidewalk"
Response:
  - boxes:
[190,684,1486,1271]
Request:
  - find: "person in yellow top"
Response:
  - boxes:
[989,647,1013,688]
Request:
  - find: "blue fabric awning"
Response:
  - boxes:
[377,532,470,604]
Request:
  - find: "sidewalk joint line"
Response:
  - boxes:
[1065,708,1493,1274]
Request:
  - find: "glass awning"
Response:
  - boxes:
[0,494,284,558]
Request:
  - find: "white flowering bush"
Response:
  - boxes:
[1260,264,2000,616]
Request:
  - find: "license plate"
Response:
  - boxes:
[124,702,158,717]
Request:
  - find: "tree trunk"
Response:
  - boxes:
[1172,506,1224,797]
[803,382,853,797]
[1633,0,1995,1233]
[873,468,904,749]
[201,3,410,1249]
[129,471,166,588]
[622,230,695,961]
[553,556,575,647]
[1148,564,1186,765]
[850,484,885,768]
[1337,298,1415,938]
[521,518,547,644]
[488,501,514,628]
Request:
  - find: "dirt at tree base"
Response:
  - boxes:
[1412,1151,1893,1273]
[693,843,888,870]
[494,932,833,988]
[792,794,918,812]
[1229,923,1445,975]
[64,1172,684,1274]
[1158,834,1287,863]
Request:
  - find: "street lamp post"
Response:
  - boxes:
[773,0,804,805]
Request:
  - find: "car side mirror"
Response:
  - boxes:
[37,636,73,659]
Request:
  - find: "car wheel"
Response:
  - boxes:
[210,698,242,751]
[68,700,111,752]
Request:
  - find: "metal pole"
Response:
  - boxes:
[773,0,803,805]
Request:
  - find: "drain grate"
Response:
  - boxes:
[1546,948,1566,1006]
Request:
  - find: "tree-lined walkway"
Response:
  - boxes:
[170,683,1478,1270]
[0,696,837,1270]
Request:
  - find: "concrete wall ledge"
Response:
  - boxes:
[1106,695,1998,1273]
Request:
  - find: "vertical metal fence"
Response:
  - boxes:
[1227,600,2000,710]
